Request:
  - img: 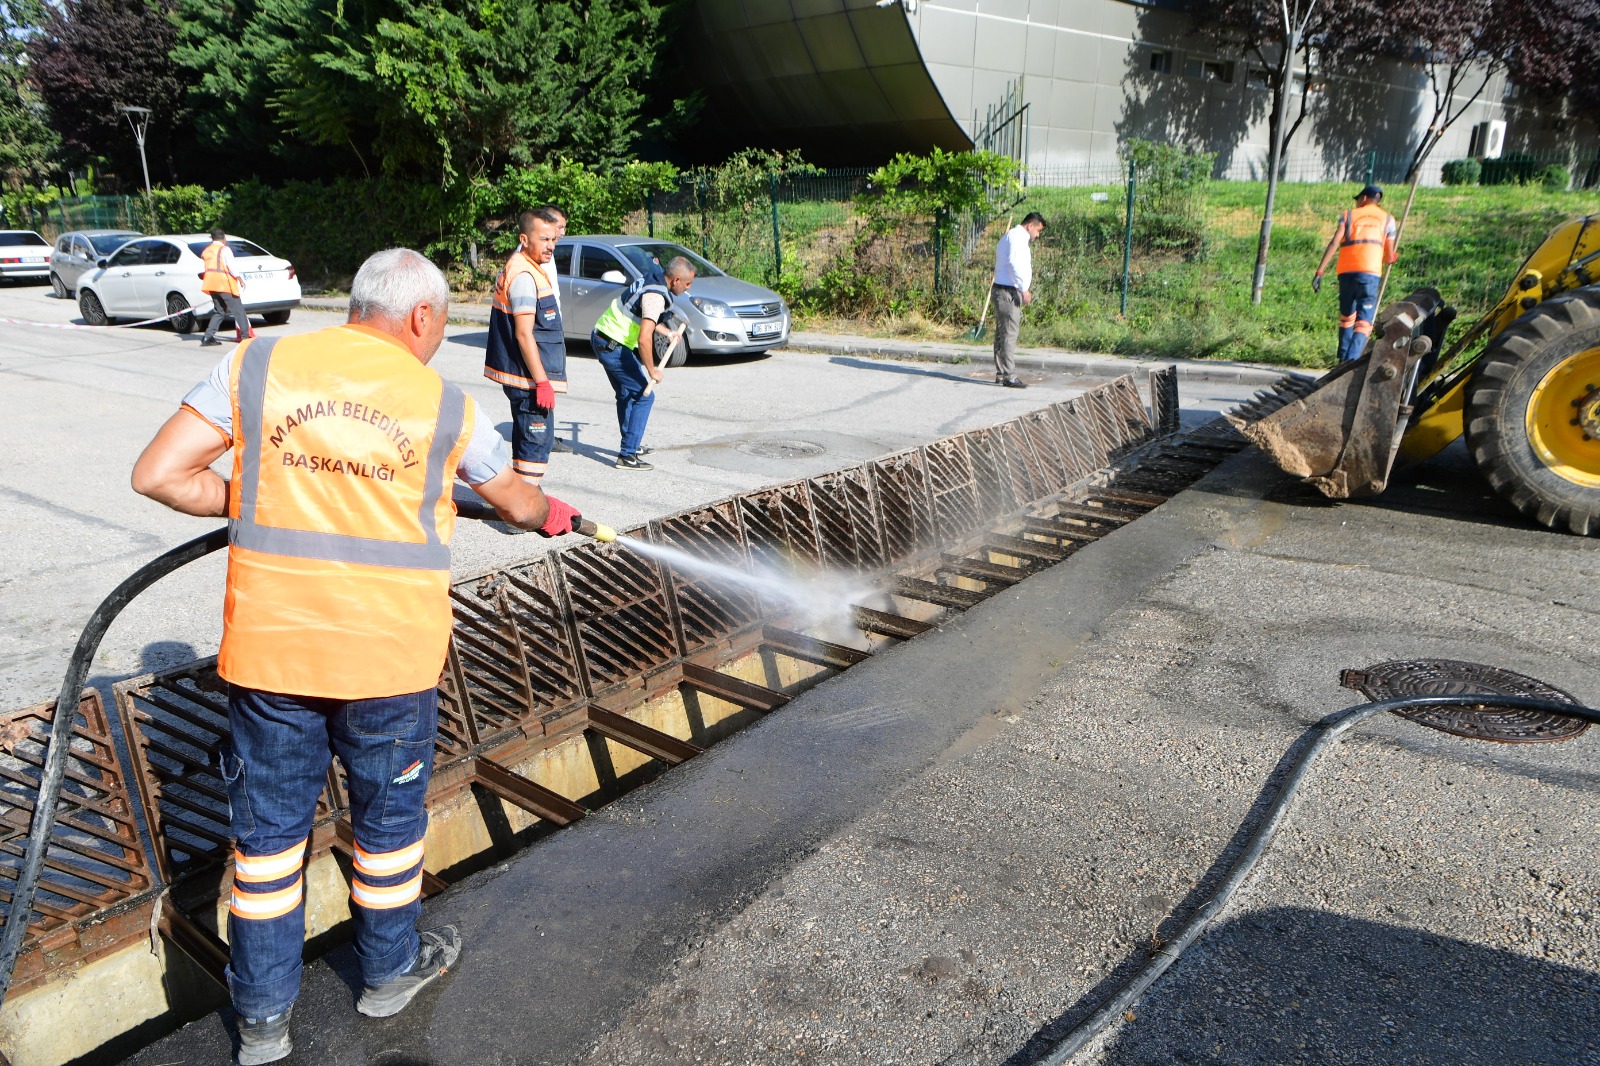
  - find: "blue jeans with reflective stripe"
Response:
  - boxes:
[1336,271,1381,362]
[590,331,656,457]
[223,685,436,1018]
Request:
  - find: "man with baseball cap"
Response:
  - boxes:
[1312,184,1398,362]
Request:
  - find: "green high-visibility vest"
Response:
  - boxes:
[595,280,673,349]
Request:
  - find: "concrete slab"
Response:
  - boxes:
[125,441,1600,1066]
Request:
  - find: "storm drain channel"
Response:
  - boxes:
[0,370,1319,1065]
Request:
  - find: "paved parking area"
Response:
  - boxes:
[0,281,1257,709]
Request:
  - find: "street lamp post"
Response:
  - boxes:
[118,105,154,206]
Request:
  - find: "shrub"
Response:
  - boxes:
[1479,153,1542,185]
[1441,158,1481,186]
[132,186,231,234]
[1540,164,1570,191]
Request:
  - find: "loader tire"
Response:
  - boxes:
[1465,285,1600,536]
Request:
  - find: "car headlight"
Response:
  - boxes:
[689,295,736,319]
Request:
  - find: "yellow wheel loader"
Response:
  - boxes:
[1232,214,1600,535]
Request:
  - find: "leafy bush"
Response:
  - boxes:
[1441,158,1481,186]
[1479,153,1542,185]
[474,158,679,257]
[224,178,449,281]
[133,186,231,234]
[1119,140,1214,256]
[1539,164,1570,191]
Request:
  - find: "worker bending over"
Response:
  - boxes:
[1313,183,1398,362]
[131,248,585,1066]
[591,255,695,469]
[485,208,565,483]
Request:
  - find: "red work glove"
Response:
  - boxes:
[534,380,556,410]
[537,494,580,538]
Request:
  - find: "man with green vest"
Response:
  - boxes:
[590,256,695,469]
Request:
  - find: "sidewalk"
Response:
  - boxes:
[301,296,1310,389]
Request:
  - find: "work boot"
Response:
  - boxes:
[235,1007,292,1065]
[199,337,222,347]
[356,926,462,1019]
[616,454,653,470]
[998,374,1027,389]
[550,438,573,453]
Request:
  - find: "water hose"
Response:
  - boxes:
[0,526,230,1006]
[1034,691,1600,1066]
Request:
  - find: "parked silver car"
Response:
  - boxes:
[0,230,52,283]
[553,236,789,366]
[49,229,144,297]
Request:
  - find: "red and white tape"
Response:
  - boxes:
[0,302,213,332]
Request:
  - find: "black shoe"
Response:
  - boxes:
[236,1007,293,1065]
[636,446,653,455]
[616,454,654,470]
[550,439,573,453]
[199,337,222,347]
[998,375,1027,389]
[356,927,462,1019]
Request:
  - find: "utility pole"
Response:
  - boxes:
[119,105,154,205]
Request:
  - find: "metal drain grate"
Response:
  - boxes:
[1341,659,1589,743]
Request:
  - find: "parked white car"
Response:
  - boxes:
[0,230,52,283]
[50,229,144,297]
[76,233,301,332]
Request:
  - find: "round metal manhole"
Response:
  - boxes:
[1340,659,1588,743]
[736,439,826,459]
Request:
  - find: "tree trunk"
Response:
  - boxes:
[1250,24,1300,306]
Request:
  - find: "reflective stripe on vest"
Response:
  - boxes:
[1335,206,1394,276]
[233,337,462,570]
[201,241,240,297]
[485,252,566,391]
[219,326,473,699]
[595,281,672,349]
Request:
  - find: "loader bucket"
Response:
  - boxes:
[1228,289,1451,498]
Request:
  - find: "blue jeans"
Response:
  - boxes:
[223,686,437,1018]
[503,386,554,483]
[590,331,656,457]
[1337,271,1381,362]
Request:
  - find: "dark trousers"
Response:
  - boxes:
[223,686,437,1018]
[503,386,554,483]
[1336,271,1381,362]
[590,331,656,457]
[203,291,250,342]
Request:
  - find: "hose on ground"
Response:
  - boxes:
[1036,692,1600,1066]
[0,526,229,1006]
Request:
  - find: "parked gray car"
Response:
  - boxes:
[554,236,789,366]
[0,230,53,283]
[49,229,144,297]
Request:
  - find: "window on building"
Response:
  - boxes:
[1149,50,1172,74]
[1183,56,1233,83]
[1246,67,1272,91]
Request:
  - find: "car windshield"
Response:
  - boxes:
[614,243,724,278]
[185,239,271,258]
[88,232,142,254]
[0,231,48,247]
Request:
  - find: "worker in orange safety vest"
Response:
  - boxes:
[1313,184,1399,362]
[131,248,592,1066]
[199,227,252,347]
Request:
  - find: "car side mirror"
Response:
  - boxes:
[600,270,627,285]
[96,258,108,269]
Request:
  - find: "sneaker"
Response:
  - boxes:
[356,926,462,1019]
[199,337,222,347]
[998,375,1028,389]
[551,439,573,453]
[636,446,653,455]
[616,454,653,470]
[236,1008,292,1065]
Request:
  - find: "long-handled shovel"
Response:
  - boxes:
[641,324,687,397]
[967,281,994,341]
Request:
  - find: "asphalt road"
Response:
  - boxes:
[0,280,1253,712]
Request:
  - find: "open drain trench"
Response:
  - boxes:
[0,370,1319,1059]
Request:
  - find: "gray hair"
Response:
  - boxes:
[349,248,449,321]
[664,256,696,279]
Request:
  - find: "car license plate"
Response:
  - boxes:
[23,257,43,263]
[245,271,276,281]
[750,320,782,337]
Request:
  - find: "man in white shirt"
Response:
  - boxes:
[991,212,1046,388]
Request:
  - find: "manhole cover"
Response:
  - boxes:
[736,439,825,459]
[1340,659,1588,743]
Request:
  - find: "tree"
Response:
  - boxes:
[169,0,675,185]
[0,0,57,193]
[27,0,192,188]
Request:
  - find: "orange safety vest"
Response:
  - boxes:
[1335,204,1397,276]
[200,240,241,297]
[218,326,473,699]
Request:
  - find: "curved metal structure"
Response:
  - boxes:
[681,0,971,163]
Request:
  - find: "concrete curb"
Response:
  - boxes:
[302,296,1312,388]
